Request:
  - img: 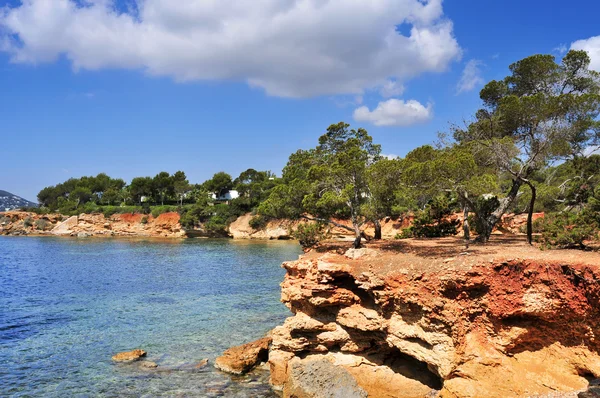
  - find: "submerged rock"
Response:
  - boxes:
[112,349,147,362]
[283,357,367,398]
[215,336,271,375]
[139,361,158,369]
[195,358,209,369]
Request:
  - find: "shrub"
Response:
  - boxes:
[151,205,178,218]
[34,219,52,231]
[470,195,501,236]
[23,217,34,228]
[394,228,414,239]
[410,211,459,238]
[536,212,598,249]
[140,216,149,224]
[249,214,269,230]
[292,223,325,249]
[0,215,10,225]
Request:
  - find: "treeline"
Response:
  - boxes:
[253,50,600,249]
[35,169,279,235]
[32,50,600,248]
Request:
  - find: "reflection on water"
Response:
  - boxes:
[0,237,301,397]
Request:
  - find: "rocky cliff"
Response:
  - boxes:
[267,238,600,398]
[0,211,185,238]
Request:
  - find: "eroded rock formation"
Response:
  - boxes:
[0,211,185,238]
[267,238,600,398]
[215,336,271,375]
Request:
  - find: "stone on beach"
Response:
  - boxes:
[215,336,271,375]
[283,357,367,398]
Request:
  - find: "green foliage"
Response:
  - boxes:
[151,205,179,218]
[409,196,460,238]
[292,223,326,249]
[140,216,149,224]
[101,206,143,218]
[395,228,414,240]
[258,122,381,247]
[204,172,233,197]
[23,217,33,228]
[249,214,269,230]
[451,50,600,241]
[470,195,501,235]
[536,212,599,249]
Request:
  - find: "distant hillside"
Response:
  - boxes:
[0,190,37,211]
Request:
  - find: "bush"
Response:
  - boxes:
[23,217,34,228]
[536,212,599,249]
[34,219,52,231]
[140,216,149,224]
[249,214,269,230]
[470,195,501,236]
[405,196,460,238]
[151,205,178,218]
[410,212,459,238]
[292,223,326,249]
[395,228,414,239]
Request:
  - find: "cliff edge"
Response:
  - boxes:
[267,237,600,398]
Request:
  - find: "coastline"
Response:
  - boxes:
[215,237,600,398]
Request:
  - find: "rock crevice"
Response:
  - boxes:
[268,244,600,397]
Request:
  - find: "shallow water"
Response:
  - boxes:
[0,237,301,397]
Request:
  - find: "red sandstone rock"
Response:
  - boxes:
[0,211,185,238]
[215,336,272,375]
[112,349,146,362]
[268,238,600,398]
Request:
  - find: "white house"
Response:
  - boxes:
[211,190,240,201]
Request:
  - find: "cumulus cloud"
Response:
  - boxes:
[0,0,461,98]
[382,153,399,159]
[353,99,432,127]
[456,59,484,94]
[571,36,600,71]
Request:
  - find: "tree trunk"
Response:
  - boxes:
[352,214,362,249]
[477,179,523,242]
[373,219,382,240]
[525,181,536,245]
[462,205,470,246]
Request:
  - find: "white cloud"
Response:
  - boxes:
[353,98,432,127]
[0,0,461,98]
[380,80,405,98]
[382,153,399,159]
[571,36,600,71]
[456,59,484,94]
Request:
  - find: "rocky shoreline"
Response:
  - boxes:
[1,210,540,241]
[215,238,600,398]
[0,211,185,238]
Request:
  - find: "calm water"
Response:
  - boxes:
[0,237,301,397]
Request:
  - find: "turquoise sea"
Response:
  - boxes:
[0,237,301,397]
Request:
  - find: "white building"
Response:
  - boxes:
[211,190,240,201]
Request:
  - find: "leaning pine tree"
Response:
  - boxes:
[453,50,600,243]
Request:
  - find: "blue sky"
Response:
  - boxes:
[1,0,600,202]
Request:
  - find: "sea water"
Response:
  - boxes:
[0,237,301,397]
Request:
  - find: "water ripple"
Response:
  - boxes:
[0,237,300,397]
